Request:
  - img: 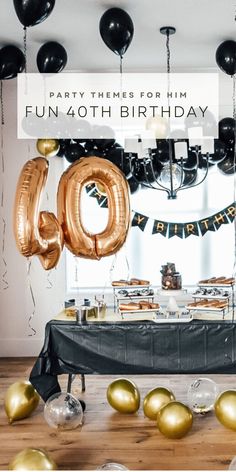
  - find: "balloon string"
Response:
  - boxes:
[74,255,79,283]
[232,74,236,321]
[0,81,4,126]
[124,245,130,281]
[120,55,123,75]
[2,218,8,290]
[46,269,53,289]
[23,26,27,73]
[27,258,36,336]
[1,117,8,290]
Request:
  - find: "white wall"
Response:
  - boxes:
[0,70,234,357]
[0,80,66,357]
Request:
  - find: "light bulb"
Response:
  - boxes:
[160,163,184,189]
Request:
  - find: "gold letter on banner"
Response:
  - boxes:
[57,156,131,259]
[13,157,64,270]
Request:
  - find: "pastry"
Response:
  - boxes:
[138,279,150,285]
[119,302,140,311]
[223,278,235,285]
[149,302,160,309]
[65,307,77,317]
[112,280,129,287]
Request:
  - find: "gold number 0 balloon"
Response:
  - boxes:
[13,157,64,270]
[57,156,131,259]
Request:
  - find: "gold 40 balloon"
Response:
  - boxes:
[13,156,131,270]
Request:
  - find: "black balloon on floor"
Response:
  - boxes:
[13,0,55,27]
[0,45,25,80]
[37,41,67,73]
[99,7,134,57]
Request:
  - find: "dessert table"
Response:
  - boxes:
[30,317,236,402]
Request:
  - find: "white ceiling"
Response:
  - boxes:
[0,0,235,72]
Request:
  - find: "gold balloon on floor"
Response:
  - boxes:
[36,139,59,157]
[8,448,57,470]
[143,387,175,420]
[146,116,168,139]
[157,401,193,439]
[4,381,40,424]
[215,390,236,430]
[107,379,140,414]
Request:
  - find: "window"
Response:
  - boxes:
[66,166,235,290]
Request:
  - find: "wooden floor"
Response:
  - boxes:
[1,359,236,470]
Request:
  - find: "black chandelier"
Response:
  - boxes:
[124,26,226,199]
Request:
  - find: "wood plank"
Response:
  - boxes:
[0,358,236,470]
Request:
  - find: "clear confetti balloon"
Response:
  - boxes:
[96,464,128,470]
[187,377,219,414]
[44,392,83,430]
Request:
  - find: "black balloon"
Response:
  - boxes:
[217,151,236,175]
[0,45,25,80]
[107,147,131,177]
[183,169,198,186]
[65,142,85,163]
[216,40,236,76]
[127,176,140,194]
[13,0,55,27]
[219,117,235,145]
[132,159,160,183]
[57,139,71,157]
[37,41,67,73]
[207,139,226,163]
[185,109,217,137]
[198,154,214,170]
[183,150,198,170]
[154,140,170,164]
[99,7,134,57]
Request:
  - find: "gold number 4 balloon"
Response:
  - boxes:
[13,157,64,270]
[13,156,131,269]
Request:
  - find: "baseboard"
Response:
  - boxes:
[0,338,44,357]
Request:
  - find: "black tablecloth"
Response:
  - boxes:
[30,320,236,401]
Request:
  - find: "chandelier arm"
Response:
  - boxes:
[177,163,210,194]
[148,157,172,193]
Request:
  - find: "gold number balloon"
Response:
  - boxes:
[8,448,57,470]
[13,157,64,270]
[57,156,131,259]
[143,387,175,420]
[4,381,40,424]
[215,390,236,430]
[157,401,193,439]
[107,378,140,414]
[36,139,60,157]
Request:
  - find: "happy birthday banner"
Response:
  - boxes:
[86,185,235,239]
[132,204,235,238]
